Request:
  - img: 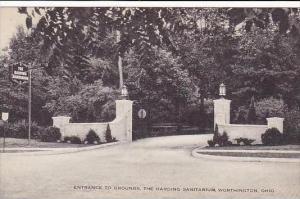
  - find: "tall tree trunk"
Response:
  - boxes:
[198,89,206,132]
[116,30,124,89]
[175,99,182,134]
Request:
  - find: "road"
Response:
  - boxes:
[1,135,299,199]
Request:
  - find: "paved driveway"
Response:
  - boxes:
[1,135,299,199]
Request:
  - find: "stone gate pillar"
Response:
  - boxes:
[52,116,71,138]
[267,117,284,133]
[115,100,133,142]
[213,98,231,129]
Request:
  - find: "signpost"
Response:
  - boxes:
[137,109,147,138]
[10,63,31,144]
[2,112,9,152]
[10,63,29,83]
[138,109,147,119]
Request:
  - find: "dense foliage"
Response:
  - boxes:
[85,129,101,144]
[0,8,299,137]
[40,126,61,142]
[261,128,283,146]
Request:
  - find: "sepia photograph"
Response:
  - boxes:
[0,1,300,199]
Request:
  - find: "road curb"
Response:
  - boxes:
[191,147,300,163]
[0,141,124,156]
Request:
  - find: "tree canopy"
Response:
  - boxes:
[0,7,299,130]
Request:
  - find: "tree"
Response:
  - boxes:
[105,124,113,143]
[124,46,193,130]
[18,7,194,89]
[44,80,118,122]
[0,26,52,125]
[247,96,256,124]
[171,8,238,129]
[230,26,300,108]
[227,8,300,36]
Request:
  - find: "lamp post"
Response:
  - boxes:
[121,85,128,100]
[2,112,9,152]
[219,83,226,98]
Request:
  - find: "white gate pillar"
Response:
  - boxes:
[52,116,71,138]
[213,98,231,128]
[115,100,133,142]
[267,117,284,133]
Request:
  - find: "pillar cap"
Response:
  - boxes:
[213,98,231,103]
[266,117,284,120]
[52,116,71,119]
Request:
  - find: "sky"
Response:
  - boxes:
[0,8,28,54]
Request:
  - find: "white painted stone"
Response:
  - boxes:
[52,116,71,138]
[267,117,284,133]
[115,100,133,141]
[52,100,133,142]
[213,98,231,128]
[218,124,268,144]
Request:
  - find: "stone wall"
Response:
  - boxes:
[214,97,284,144]
[62,116,127,141]
[218,124,268,144]
[52,100,133,142]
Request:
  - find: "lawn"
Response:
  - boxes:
[197,151,300,159]
[198,144,300,159]
[0,138,94,148]
[203,144,300,151]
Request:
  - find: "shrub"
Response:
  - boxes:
[70,136,82,144]
[85,129,100,144]
[213,124,221,140]
[208,125,232,147]
[64,136,82,144]
[261,128,283,146]
[40,127,61,142]
[282,133,300,145]
[0,120,42,139]
[10,120,28,138]
[105,124,116,143]
[247,96,256,124]
[207,140,215,147]
[64,136,71,143]
[219,131,232,146]
[235,138,255,145]
[284,108,300,134]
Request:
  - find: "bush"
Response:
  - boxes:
[85,129,100,144]
[70,136,82,144]
[207,125,231,147]
[282,133,300,145]
[0,120,42,139]
[64,136,81,144]
[261,128,283,146]
[284,108,300,135]
[40,127,61,142]
[64,136,71,143]
[219,131,230,146]
[105,124,116,143]
[235,138,255,145]
[207,140,215,147]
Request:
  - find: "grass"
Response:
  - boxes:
[0,149,46,153]
[0,138,94,148]
[203,144,300,151]
[198,151,300,159]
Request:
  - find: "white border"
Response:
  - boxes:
[0,1,299,8]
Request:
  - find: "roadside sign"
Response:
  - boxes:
[138,109,147,119]
[10,63,29,83]
[1,112,9,121]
